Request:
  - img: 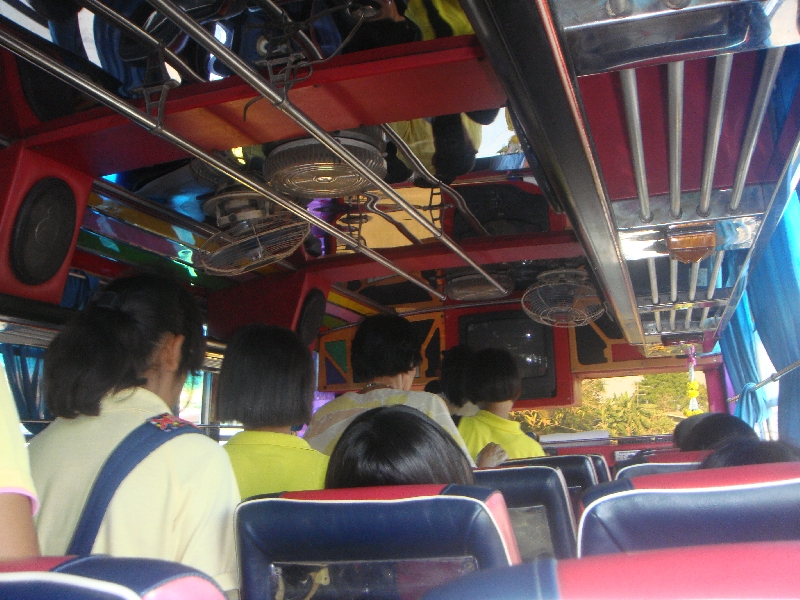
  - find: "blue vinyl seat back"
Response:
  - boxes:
[588,455,611,483]
[236,484,517,600]
[474,466,576,559]
[578,463,800,556]
[505,455,599,492]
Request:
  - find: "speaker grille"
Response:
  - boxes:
[11,178,77,286]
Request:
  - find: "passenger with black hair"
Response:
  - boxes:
[457,348,545,461]
[218,324,328,498]
[700,439,800,469]
[305,314,480,463]
[439,344,479,422]
[326,405,474,488]
[29,274,239,593]
[678,412,759,451]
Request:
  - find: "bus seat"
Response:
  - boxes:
[236,484,521,600]
[0,555,226,599]
[578,462,800,556]
[474,465,576,559]
[422,541,800,599]
[589,455,611,483]
[503,455,599,515]
[615,461,700,480]
[504,455,598,491]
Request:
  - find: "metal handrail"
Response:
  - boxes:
[145,0,508,295]
[0,27,447,300]
[728,357,800,403]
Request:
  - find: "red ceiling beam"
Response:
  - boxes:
[18,36,505,177]
[304,231,584,284]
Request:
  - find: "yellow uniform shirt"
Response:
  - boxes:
[458,410,546,461]
[29,387,240,592]
[405,0,474,41]
[304,387,474,465]
[224,430,328,499]
[0,377,37,511]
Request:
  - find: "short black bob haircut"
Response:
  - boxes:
[351,314,422,383]
[464,347,522,404]
[216,324,315,429]
[44,273,205,418]
[439,344,474,407]
[325,405,474,488]
[701,439,800,469]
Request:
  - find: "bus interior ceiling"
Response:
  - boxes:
[0,0,798,407]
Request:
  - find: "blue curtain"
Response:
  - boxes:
[720,285,768,426]
[0,273,99,432]
[747,193,800,445]
[0,345,48,434]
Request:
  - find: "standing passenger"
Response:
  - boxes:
[29,274,239,593]
[457,348,545,461]
[217,324,328,498]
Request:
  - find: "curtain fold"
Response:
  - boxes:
[719,285,768,427]
[0,345,48,434]
[747,193,800,445]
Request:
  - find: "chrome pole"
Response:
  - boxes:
[249,0,324,61]
[667,61,683,219]
[647,257,661,331]
[146,0,508,294]
[700,250,725,328]
[669,258,678,331]
[729,47,785,212]
[620,68,651,222]
[0,27,447,300]
[698,53,732,216]
[684,261,699,330]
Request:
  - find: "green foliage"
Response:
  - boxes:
[511,373,708,437]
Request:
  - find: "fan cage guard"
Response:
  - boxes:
[521,270,605,328]
[445,272,514,302]
[197,212,310,275]
[263,137,387,200]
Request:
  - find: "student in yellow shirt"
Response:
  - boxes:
[218,324,328,499]
[457,348,545,462]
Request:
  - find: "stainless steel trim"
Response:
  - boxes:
[669,258,678,331]
[647,257,661,331]
[460,0,645,347]
[729,47,785,212]
[620,68,652,222]
[668,61,683,219]
[684,261,699,329]
[379,123,489,237]
[0,27,447,300]
[699,53,732,216]
[700,250,725,327]
[78,0,204,84]
[146,0,508,296]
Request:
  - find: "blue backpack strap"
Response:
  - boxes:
[67,413,201,555]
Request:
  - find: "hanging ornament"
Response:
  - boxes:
[683,345,703,416]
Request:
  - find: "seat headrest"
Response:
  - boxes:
[644,449,711,463]
[237,484,521,600]
[504,455,598,490]
[615,461,700,480]
[578,462,800,556]
[474,466,576,559]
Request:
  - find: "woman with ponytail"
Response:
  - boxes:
[29,274,239,594]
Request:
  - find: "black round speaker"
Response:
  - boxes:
[296,288,327,346]
[10,177,77,286]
